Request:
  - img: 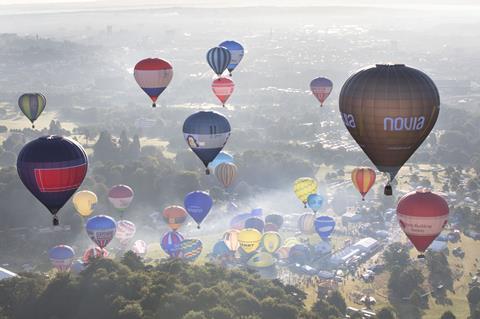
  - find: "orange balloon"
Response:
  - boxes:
[162,205,188,231]
[351,167,376,200]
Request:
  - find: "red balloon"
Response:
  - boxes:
[396,189,449,255]
[212,77,234,106]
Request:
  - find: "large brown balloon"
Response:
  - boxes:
[339,64,439,195]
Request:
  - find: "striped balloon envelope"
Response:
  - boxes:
[179,239,203,262]
[17,136,88,225]
[86,215,117,249]
[310,77,333,106]
[206,46,231,76]
[18,93,46,128]
[161,231,184,258]
[212,77,235,106]
[49,245,75,272]
[351,167,376,200]
[215,162,237,188]
[115,220,136,247]
[223,229,240,251]
[134,58,173,107]
[82,246,108,264]
[183,111,231,174]
[132,240,148,257]
[219,40,244,75]
[297,213,316,235]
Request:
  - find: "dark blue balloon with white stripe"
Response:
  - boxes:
[183,111,231,174]
[314,216,336,240]
[219,40,244,75]
[206,46,231,76]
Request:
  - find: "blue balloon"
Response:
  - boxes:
[208,151,234,171]
[212,240,231,258]
[230,213,251,229]
[85,215,117,249]
[250,208,263,217]
[244,217,265,233]
[314,216,336,240]
[183,111,231,174]
[307,194,324,213]
[49,245,75,271]
[71,259,86,274]
[219,40,244,75]
[184,191,213,228]
[161,231,184,258]
[206,46,231,76]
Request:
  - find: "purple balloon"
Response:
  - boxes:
[184,191,213,228]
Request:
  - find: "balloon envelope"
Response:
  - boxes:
[238,228,262,254]
[86,215,117,249]
[83,246,108,264]
[206,46,231,76]
[208,151,234,171]
[179,239,203,262]
[223,229,240,251]
[134,58,173,107]
[212,77,235,106]
[17,136,88,225]
[294,178,318,206]
[132,240,148,257]
[265,214,284,229]
[212,240,231,258]
[339,64,440,189]
[115,220,136,246]
[288,244,310,265]
[72,190,97,217]
[247,252,275,268]
[183,111,231,173]
[161,231,184,257]
[108,185,134,212]
[230,213,250,230]
[184,191,213,227]
[351,167,376,200]
[310,77,333,106]
[219,40,244,74]
[314,216,336,240]
[298,213,316,234]
[245,217,265,233]
[162,205,188,231]
[18,93,46,128]
[49,245,75,272]
[397,189,449,253]
[215,162,237,188]
[262,232,282,253]
[307,194,324,213]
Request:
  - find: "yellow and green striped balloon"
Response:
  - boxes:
[18,93,46,128]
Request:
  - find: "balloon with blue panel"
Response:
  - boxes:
[85,215,117,249]
[49,245,75,272]
[134,58,173,107]
[17,135,88,225]
[307,194,324,214]
[179,239,203,262]
[161,231,184,258]
[206,46,231,76]
[245,217,264,233]
[208,151,234,172]
[314,215,336,240]
[18,93,46,128]
[219,40,244,75]
[183,111,231,174]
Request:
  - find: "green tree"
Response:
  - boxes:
[326,290,346,315]
[377,307,396,319]
[440,310,456,319]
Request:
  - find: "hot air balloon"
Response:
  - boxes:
[247,252,275,269]
[339,64,440,195]
[132,240,148,257]
[238,228,262,254]
[265,214,284,230]
[184,191,213,228]
[250,208,263,217]
[49,245,75,272]
[264,223,279,232]
[71,260,86,274]
[183,111,231,174]
[223,229,240,251]
[298,213,316,235]
[212,77,235,107]
[208,151,234,172]
[397,189,449,258]
[179,239,203,262]
[307,194,324,214]
[85,215,117,249]
[351,167,376,200]
[245,217,265,233]
[206,46,231,76]
[230,213,250,230]
[115,220,136,247]
[82,246,108,264]
[162,205,188,231]
[276,246,290,260]
[17,136,88,225]
[134,58,173,107]
[161,231,184,258]
[212,240,232,260]
[294,177,318,208]
[314,216,336,240]
[289,244,310,265]
[310,77,333,106]
[283,237,301,248]
[108,184,134,215]
[72,190,97,218]
[18,93,46,128]
[219,40,244,75]
[215,162,237,188]
[262,232,282,253]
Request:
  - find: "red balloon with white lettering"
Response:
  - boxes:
[396,189,449,257]
[212,77,235,107]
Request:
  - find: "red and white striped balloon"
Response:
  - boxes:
[116,220,136,246]
[212,77,235,107]
[132,240,148,257]
[215,162,237,188]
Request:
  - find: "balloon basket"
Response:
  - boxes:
[152,103,156,108]
[384,184,392,196]
[205,168,210,175]
[53,217,59,226]
[417,254,425,259]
